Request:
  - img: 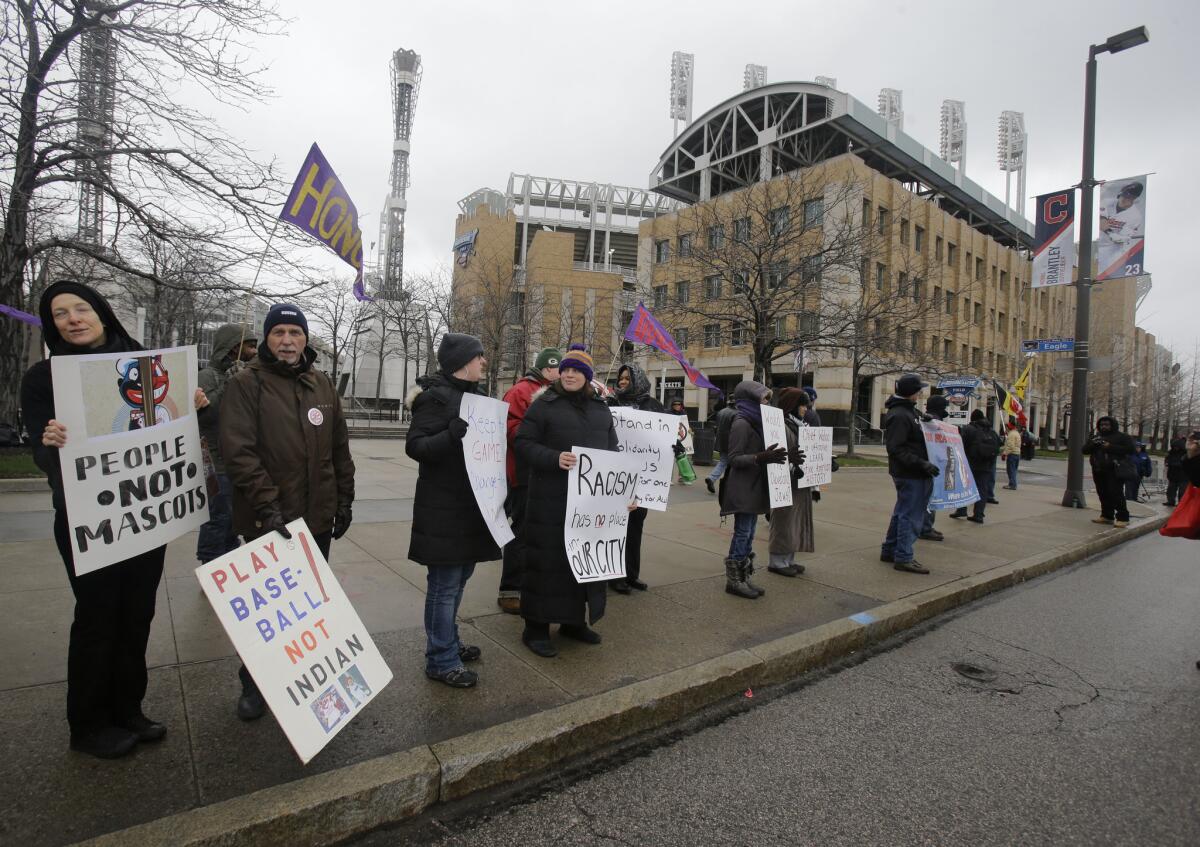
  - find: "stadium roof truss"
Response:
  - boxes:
[504,173,682,234]
[651,82,1034,250]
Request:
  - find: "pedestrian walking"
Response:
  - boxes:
[1001,422,1022,489]
[718,380,786,599]
[767,388,812,577]
[496,347,562,615]
[195,323,257,566]
[607,363,663,594]
[880,374,940,574]
[221,303,356,712]
[1131,443,1153,503]
[515,345,620,657]
[950,409,1002,523]
[1164,432,1189,506]
[21,280,207,758]
[918,394,949,541]
[705,400,737,494]
[404,333,501,688]
[1081,415,1135,528]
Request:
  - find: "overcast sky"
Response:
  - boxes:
[232,0,1196,352]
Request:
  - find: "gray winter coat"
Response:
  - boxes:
[719,381,772,516]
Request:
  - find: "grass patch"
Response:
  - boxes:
[0,448,43,479]
[1034,449,1068,460]
[835,455,887,468]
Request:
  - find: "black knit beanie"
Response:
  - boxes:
[437,333,484,374]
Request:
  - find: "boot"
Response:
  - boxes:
[724,557,758,599]
[742,552,766,596]
[786,553,806,575]
[767,553,801,577]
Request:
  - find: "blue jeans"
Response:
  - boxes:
[728,513,758,559]
[706,457,728,483]
[424,563,476,674]
[882,477,932,563]
[1006,454,1019,488]
[195,473,239,563]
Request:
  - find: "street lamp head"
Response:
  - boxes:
[1101,26,1149,54]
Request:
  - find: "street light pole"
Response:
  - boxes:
[1062,26,1149,509]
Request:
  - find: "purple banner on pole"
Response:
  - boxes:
[0,303,41,326]
[280,143,373,301]
[623,302,721,393]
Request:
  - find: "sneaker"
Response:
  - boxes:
[560,624,602,644]
[1003,485,1016,490]
[426,667,478,688]
[967,516,984,524]
[767,563,802,577]
[893,560,930,574]
[1113,520,1129,528]
[458,644,482,662]
[1091,517,1113,525]
[70,726,138,759]
[496,596,521,615]
[705,478,716,494]
[918,531,944,541]
[115,713,167,743]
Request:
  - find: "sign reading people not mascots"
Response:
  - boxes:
[51,345,208,575]
[459,394,514,548]
[196,520,392,764]
[564,447,640,583]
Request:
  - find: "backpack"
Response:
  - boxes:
[715,407,736,455]
[975,427,1000,461]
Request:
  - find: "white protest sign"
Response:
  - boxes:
[196,519,393,764]
[564,446,640,583]
[51,345,208,575]
[610,407,677,511]
[761,405,793,509]
[794,426,834,489]
[678,418,694,455]
[460,394,514,547]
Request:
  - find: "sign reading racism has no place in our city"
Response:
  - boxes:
[564,447,640,583]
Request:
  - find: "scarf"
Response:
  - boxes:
[735,398,763,431]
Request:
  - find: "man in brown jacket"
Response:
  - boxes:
[220,302,355,719]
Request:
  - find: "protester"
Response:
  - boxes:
[195,324,257,566]
[21,280,207,758]
[607,363,663,594]
[221,303,355,710]
[767,388,811,577]
[918,394,949,542]
[515,345,620,656]
[669,398,686,416]
[718,380,785,598]
[951,409,1002,524]
[706,399,737,495]
[496,347,562,615]
[1164,431,1189,507]
[801,386,821,427]
[1001,422,1022,489]
[1020,425,1037,461]
[880,374,940,574]
[1184,433,1200,671]
[1131,443,1153,503]
[403,333,500,688]
[1081,415,1135,528]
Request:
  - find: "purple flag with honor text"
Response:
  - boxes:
[280,143,373,301]
[623,302,720,393]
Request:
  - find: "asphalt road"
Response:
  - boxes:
[361,530,1200,847]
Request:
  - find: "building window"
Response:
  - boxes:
[877,206,889,235]
[654,239,669,264]
[703,323,721,348]
[799,311,819,335]
[997,354,1006,376]
[933,285,942,308]
[653,285,667,309]
[897,271,908,297]
[733,270,750,294]
[947,242,958,267]
[708,224,725,248]
[896,325,906,350]
[704,275,722,300]
[1000,269,1009,291]
[991,264,998,285]
[733,217,751,243]
[774,316,788,339]
[769,206,789,236]
[930,335,940,356]
[767,262,787,289]
[935,236,943,261]
[510,291,526,323]
[677,233,692,258]
[989,308,996,329]
[986,351,993,371]
[731,322,747,347]
[802,255,822,283]
[803,198,824,228]
[973,302,983,325]
[971,347,981,368]
[862,198,871,227]
[966,250,972,272]
[875,263,886,291]
[899,218,910,246]
[675,280,690,303]
[945,289,955,315]
[911,330,920,352]
[914,226,925,253]
[961,343,969,363]
[911,277,921,302]
[676,327,690,348]
[998,311,1006,334]
[976,256,985,280]
[944,339,954,360]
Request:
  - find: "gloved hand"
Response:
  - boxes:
[448,417,469,439]
[787,448,806,466]
[919,460,941,478]
[672,441,685,457]
[811,489,821,502]
[332,505,353,540]
[755,444,787,465]
[830,456,840,473]
[258,503,291,539]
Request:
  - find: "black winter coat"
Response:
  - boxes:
[515,384,618,625]
[960,420,1001,472]
[719,416,769,516]
[1081,417,1135,479]
[883,395,930,479]
[1165,437,1188,483]
[405,373,502,567]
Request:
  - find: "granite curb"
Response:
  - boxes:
[72,513,1166,847]
[0,477,47,492]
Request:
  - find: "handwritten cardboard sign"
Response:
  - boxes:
[610,407,677,511]
[794,426,834,489]
[564,447,640,583]
[762,405,793,509]
[460,394,514,547]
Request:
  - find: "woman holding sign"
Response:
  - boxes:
[21,280,200,759]
[767,389,812,578]
[515,345,619,657]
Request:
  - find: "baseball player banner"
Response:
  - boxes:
[196,519,393,764]
[793,426,834,489]
[564,447,640,583]
[459,394,514,548]
[1032,189,1075,288]
[1096,176,1147,281]
[762,405,793,509]
[51,345,208,575]
[610,407,679,511]
[921,419,979,511]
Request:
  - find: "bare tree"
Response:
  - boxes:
[300,281,365,387]
[450,245,528,395]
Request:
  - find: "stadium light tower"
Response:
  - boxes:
[670,51,694,137]
[939,99,967,174]
[814,75,838,89]
[77,19,118,245]
[878,88,903,133]
[997,110,1027,217]
[743,64,767,90]
[381,48,422,301]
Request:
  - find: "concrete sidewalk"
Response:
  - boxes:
[0,441,1160,846]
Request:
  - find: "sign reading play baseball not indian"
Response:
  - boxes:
[921,419,979,511]
[1096,175,1148,281]
[1032,189,1075,289]
[460,394,514,547]
[51,345,208,575]
[761,405,793,509]
[564,447,640,583]
[196,519,392,764]
[793,426,834,489]
[610,407,678,511]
